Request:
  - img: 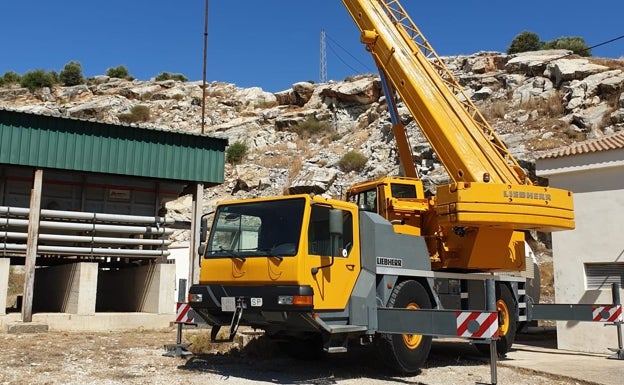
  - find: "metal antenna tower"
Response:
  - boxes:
[319,29,327,83]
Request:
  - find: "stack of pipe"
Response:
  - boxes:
[0,206,173,259]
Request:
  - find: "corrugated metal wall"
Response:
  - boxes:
[0,108,226,184]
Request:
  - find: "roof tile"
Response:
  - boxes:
[539,131,624,159]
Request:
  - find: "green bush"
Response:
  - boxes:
[543,37,591,56]
[60,61,85,86]
[106,65,132,80]
[155,72,188,82]
[337,151,367,172]
[20,69,56,91]
[0,71,20,86]
[288,117,331,138]
[226,141,248,164]
[507,31,541,54]
[507,31,592,56]
[118,105,151,123]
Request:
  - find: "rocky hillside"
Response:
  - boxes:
[2,50,624,242]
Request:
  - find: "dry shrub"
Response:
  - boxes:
[589,57,624,70]
[256,153,291,168]
[289,157,302,176]
[481,100,508,121]
[520,92,564,118]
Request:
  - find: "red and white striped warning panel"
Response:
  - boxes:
[456,311,499,339]
[592,305,622,322]
[175,302,195,324]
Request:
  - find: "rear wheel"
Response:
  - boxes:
[375,280,432,373]
[476,284,517,356]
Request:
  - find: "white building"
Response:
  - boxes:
[536,131,624,353]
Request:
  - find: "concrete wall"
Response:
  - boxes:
[168,244,191,301]
[0,259,9,315]
[538,151,624,353]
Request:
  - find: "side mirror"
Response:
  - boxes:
[329,209,343,236]
[199,217,208,243]
[329,209,343,257]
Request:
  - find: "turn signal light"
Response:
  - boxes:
[278,295,313,306]
[293,295,313,306]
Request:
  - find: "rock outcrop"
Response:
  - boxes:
[1,51,623,232]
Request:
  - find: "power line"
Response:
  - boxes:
[327,43,362,75]
[325,32,375,74]
[587,34,624,51]
[544,34,624,63]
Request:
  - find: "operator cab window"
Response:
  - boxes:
[308,205,353,257]
[348,188,377,212]
[390,183,417,199]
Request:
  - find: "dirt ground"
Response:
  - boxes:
[0,327,593,385]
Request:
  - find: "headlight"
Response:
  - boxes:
[188,293,203,302]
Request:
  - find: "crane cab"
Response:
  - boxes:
[345,176,432,237]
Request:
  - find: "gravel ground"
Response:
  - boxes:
[0,327,591,385]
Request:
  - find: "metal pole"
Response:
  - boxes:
[609,282,623,360]
[486,278,498,384]
[176,279,187,345]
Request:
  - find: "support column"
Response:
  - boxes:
[137,263,175,314]
[65,263,97,315]
[0,258,9,315]
[188,183,203,288]
[22,169,43,322]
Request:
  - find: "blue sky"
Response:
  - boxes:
[1,1,623,92]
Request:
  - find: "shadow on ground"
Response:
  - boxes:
[178,334,496,384]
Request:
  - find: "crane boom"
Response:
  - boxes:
[342,0,525,185]
[342,0,574,239]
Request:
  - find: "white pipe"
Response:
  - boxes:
[1,243,170,257]
[0,206,173,225]
[0,218,173,235]
[0,231,171,246]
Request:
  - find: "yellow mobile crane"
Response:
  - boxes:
[189,0,575,373]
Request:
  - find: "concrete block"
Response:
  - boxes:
[6,321,49,334]
[138,263,176,314]
[0,259,9,315]
[34,262,98,315]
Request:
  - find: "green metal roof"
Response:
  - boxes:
[0,108,226,184]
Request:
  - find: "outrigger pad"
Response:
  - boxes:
[163,343,193,357]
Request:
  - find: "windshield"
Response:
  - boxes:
[205,198,305,258]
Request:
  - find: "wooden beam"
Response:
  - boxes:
[22,169,43,322]
[188,183,203,288]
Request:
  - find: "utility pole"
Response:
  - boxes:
[320,29,327,84]
[201,0,209,135]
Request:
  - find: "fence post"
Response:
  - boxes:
[486,278,498,384]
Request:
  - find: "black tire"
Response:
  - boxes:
[476,284,517,356]
[375,280,432,374]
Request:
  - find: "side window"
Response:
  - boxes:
[390,183,417,198]
[308,206,353,257]
[348,188,377,212]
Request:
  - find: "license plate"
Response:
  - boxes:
[221,297,236,312]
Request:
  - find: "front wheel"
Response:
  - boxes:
[476,284,517,356]
[375,280,432,373]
